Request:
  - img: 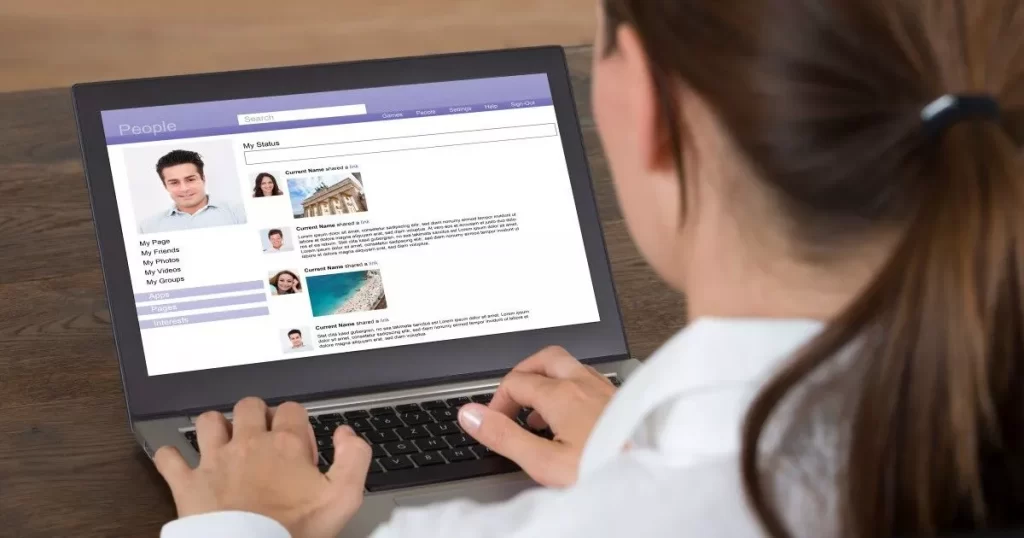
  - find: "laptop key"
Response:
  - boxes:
[316,437,333,451]
[370,415,403,429]
[443,434,476,448]
[318,455,331,473]
[420,400,447,410]
[383,441,418,456]
[470,394,493,404]
[471,445,498,459]
[414,438,446,451]
[381,455,415,471]
[395,403,421,413]
[445,397,471,408]
[347,419,373,432]
[320,417,346,430]
[412,451,444,467]
[368,460,384,474]
[365,430,400,444]
[182,431,199,452]
[318,413,344,422]
[396,426,430,440]
[312,422,334,437]
[308,416,320,425]
[430,408,458,422]
[441,447,476,463]
[343,410,370,420]
[365,457,519,492]
[426,422,459,436]
[400,412,432,426]
[372,444,387,458]
[321,450,334,464]
[370,406,396,416]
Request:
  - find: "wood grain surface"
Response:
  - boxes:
[1,0,597,92]
[0,45,686,537]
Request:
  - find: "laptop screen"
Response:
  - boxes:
[99,74,600,377]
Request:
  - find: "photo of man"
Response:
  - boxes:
[283,328,313,353]
[260,227,294,254]
[136,149,247,234]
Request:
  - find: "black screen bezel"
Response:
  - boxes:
[72,45,629,420]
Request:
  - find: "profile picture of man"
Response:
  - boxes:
[262,228,294,253]
[286,329,310,352]
[138,149,246,234]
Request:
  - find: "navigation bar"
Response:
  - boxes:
[102,74,553,145]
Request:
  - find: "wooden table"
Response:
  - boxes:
[0,45,685,537]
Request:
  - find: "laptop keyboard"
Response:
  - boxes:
[181,376,621,492]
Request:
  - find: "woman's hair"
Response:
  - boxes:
[269,270,301,293]
[602,1,1024,536]
[253,173,282,197]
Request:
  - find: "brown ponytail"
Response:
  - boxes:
[601,0,1024,536]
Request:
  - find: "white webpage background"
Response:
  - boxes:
[107,106,600,376]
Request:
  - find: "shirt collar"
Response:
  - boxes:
[580,317,824,476]
[168,196,218,216]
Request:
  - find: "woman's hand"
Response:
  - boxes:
[153,397,371,538]
[457,346,616,487]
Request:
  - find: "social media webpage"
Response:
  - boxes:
[101,74,601,376]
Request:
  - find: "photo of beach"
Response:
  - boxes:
[307,269,387,317]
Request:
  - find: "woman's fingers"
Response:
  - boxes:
[526,410,549,430]
[458,403,576,486]
[271,401,317,465]
[488,371,559,418]
[327,426,372,490]
[512,346,584,379]
[195,411,231,454]
[153,445,191,493]
[233,397,272,438]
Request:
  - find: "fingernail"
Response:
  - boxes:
[459,404,484,432]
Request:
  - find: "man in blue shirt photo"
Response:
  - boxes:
[138,149,246,234]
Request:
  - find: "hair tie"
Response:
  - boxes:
[921,94,1001,138]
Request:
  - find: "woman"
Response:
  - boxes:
[254,173,283,197]
[155,1,1024,537]
[270,270,302,295]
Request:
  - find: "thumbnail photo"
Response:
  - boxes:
[281,327,314,353]
[260,227,295,254]
[288,172,367,219]
[123,140,247,235]
[251,171,285,198]
[307,269,387,317]
[268,269,304,296]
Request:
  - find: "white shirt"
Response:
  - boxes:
[139,197,246,234]
[161,317,826,538]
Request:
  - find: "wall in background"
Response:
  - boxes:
[0,0,596,92]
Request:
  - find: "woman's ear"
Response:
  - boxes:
[613,25,678,175]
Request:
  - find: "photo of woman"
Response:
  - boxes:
[268,269,302,295]
[252,172,283,197]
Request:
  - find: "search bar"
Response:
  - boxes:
[243,123,558,165]
[237,104,368,126]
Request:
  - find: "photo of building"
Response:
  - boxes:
[287,172,368,219]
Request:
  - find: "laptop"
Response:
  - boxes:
[71,45,639,536]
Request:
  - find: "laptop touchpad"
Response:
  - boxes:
[394,477,537,508]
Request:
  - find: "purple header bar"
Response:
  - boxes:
[137,293,267,317]
[139,306,270,330]
[102,74,552,145]
[134,280,265,303]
